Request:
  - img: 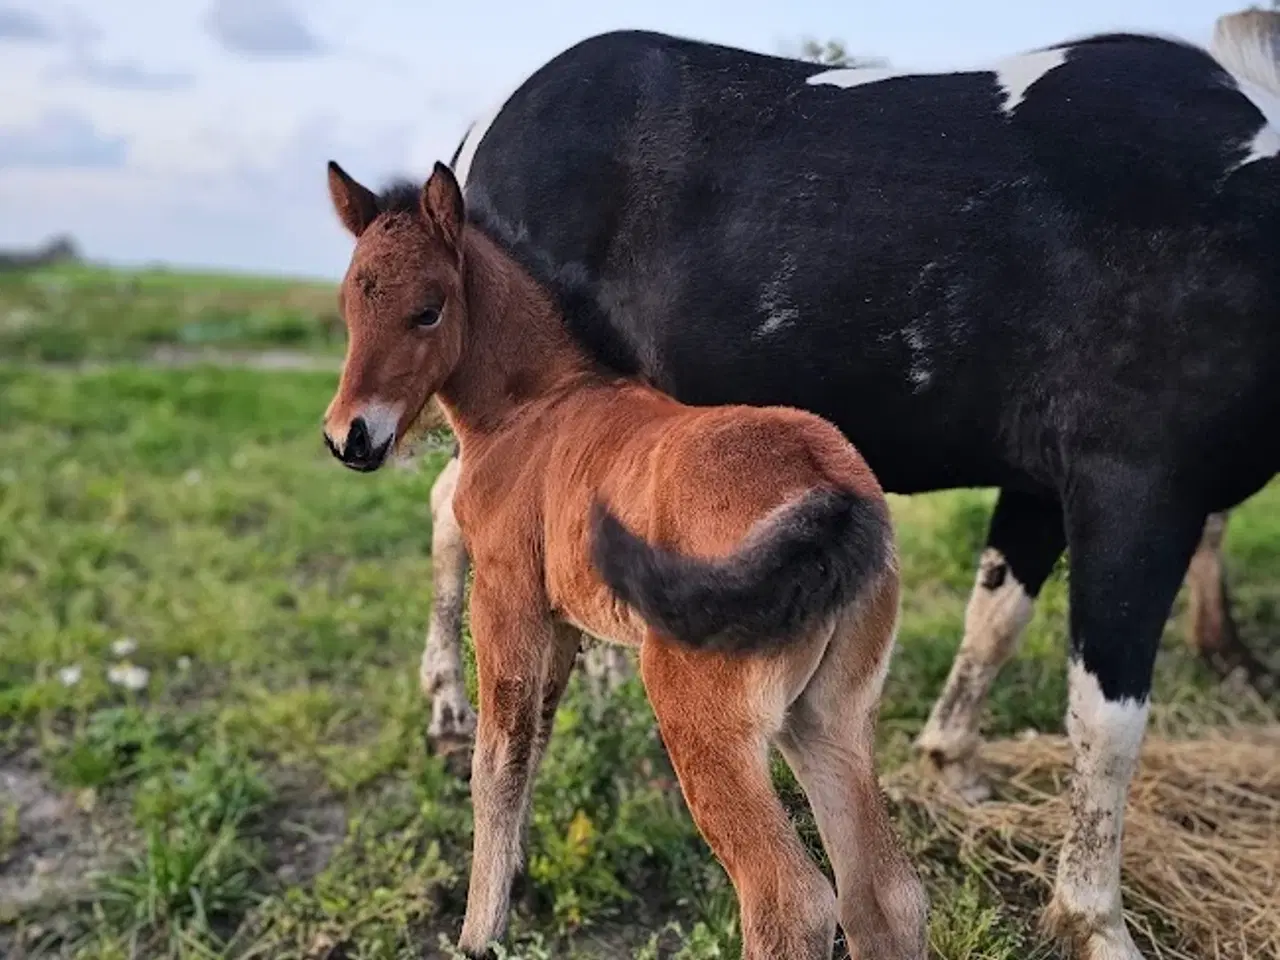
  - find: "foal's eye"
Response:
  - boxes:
[413,307,441,329]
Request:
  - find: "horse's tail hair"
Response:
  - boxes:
[590,488,893,653]
[1213,8,1280,99]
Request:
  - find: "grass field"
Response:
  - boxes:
[1,265,1277,959]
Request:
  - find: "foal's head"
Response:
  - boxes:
[322,161,466,471]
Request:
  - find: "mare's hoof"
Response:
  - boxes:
[913,742,992,804]
[1041,898,1142,960]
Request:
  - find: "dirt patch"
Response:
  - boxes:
[0,761,112,951]
[261,774,348,889]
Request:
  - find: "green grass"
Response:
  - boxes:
[0,264,343,362]
[1,268,1277,958]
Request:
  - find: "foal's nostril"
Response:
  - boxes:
[346,417,371,462]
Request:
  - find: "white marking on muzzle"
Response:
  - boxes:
[356,401,403,453]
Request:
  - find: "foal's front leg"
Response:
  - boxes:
[457,577,574,957]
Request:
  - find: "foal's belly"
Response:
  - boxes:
[559,591,647,649]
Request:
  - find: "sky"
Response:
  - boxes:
[0,0,1255,279]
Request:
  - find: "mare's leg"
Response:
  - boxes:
[1185,511,1276,695]
[421,453,479,762]
[457,583,577,956]
[776,579,927,960]
[1043,469,1204,960]
[916,489,1064,799]
[641,634,838,960]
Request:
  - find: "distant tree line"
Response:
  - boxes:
[0,235,81,271]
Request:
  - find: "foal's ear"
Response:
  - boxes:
[421,162,464,251]
[327,161,380,238]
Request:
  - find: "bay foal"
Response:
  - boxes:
[321,162,926,960]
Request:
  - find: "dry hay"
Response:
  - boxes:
[890,724,1280,960]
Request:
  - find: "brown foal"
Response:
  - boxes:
[321,160,927,960]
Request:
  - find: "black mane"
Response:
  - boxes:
[377,179,423,216]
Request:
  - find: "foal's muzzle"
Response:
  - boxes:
[325,416,391,472]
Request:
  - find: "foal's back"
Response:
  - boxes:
[503,379,887,649]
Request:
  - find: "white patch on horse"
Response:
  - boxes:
[357,400,403,452]
[902,318,932,390]
[993,48,1067,115]
[805,65,919,89]
[754,253,800,338]
[806,49,1066,118]
[1239,120,1280,167]
[1049,659,1148,954]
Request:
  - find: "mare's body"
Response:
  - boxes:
[416,23,1280,959]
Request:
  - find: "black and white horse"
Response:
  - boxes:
[411,12,1280,958]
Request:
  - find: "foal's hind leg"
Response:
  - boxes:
[777,580,927,960]
[641,635,837,960]
[421,454,478,765]
[1185,511,1276,696]
[916,489,1064,800]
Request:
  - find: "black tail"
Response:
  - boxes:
[590,489,893,653]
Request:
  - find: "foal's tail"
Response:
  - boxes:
[590,488,893,653]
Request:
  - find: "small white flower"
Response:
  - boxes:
[176,656,192,671]
[58,665,83,687]
[111,637,138,657]
[107,664,150,691]
[183,469,202,486]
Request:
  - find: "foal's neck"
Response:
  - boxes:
[436,226,599,438]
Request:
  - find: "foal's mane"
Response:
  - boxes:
[373,171,645,378]
[374,179,425,218]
